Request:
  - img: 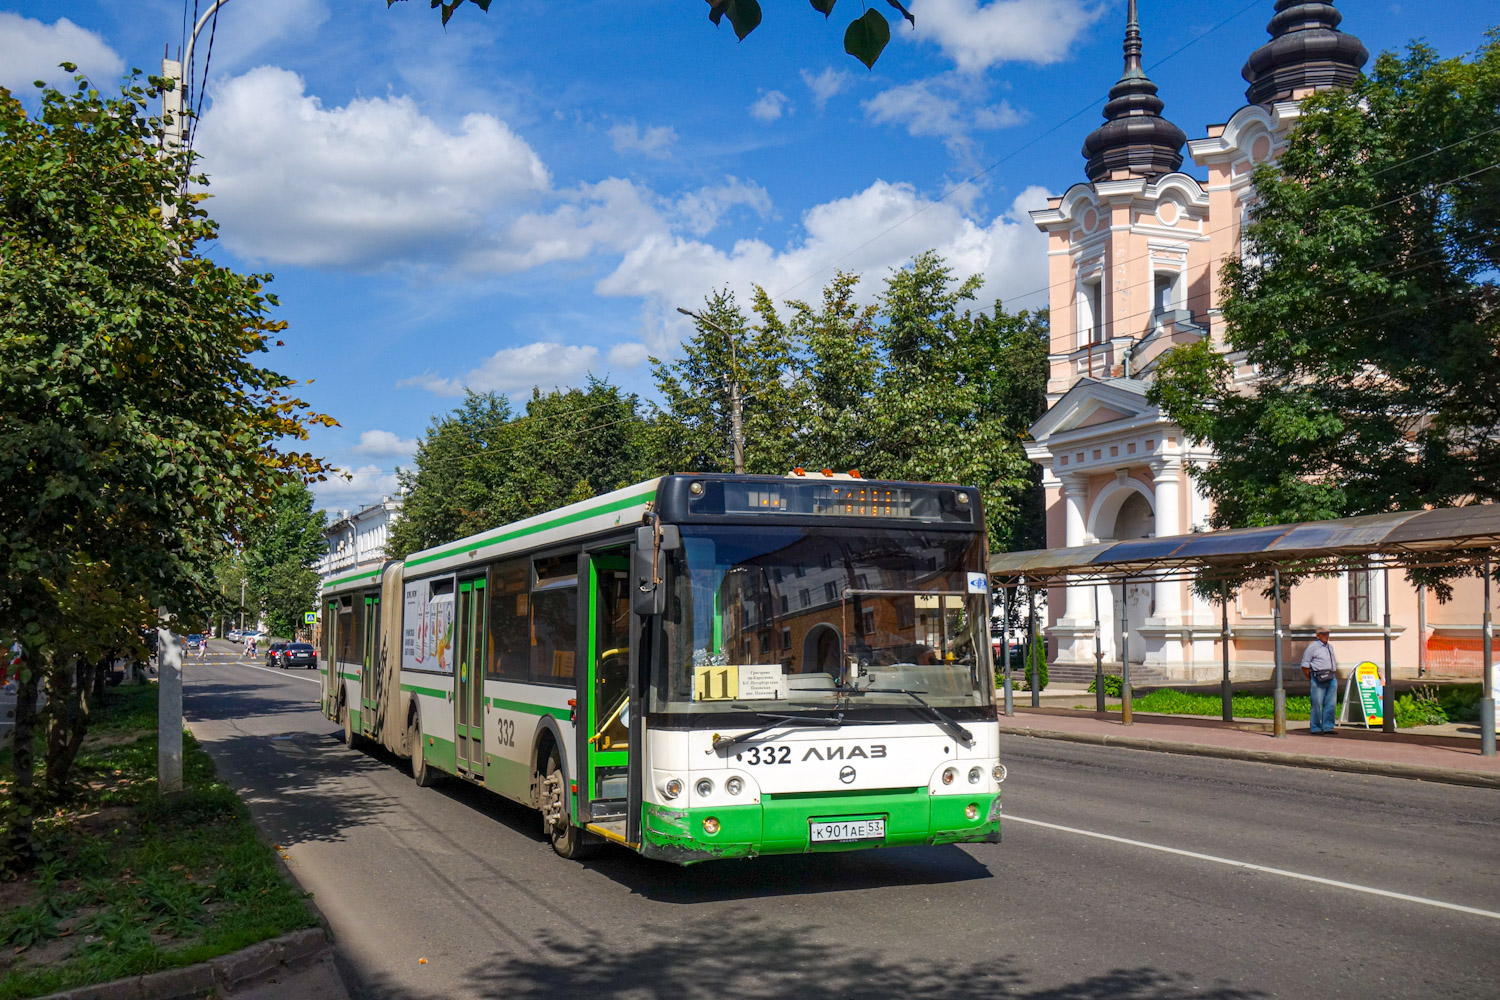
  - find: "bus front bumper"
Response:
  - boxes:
[639,788,1001,864]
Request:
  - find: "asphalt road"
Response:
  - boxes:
[182,642,1500,1000]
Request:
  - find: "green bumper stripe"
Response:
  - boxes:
[402,683,449,699]
[405,489,655,568]
[488,697,570,720]
[340,671,360,683]
[325,568,383,588]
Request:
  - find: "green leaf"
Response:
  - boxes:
[885,1,915,28]
[711,0,763,41]
[844,9,891,69]
[810,0,837,16]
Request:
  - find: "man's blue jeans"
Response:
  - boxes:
[1309,675,1338,733]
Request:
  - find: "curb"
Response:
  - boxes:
[36,926,331,1000]
[996,725,1500,789]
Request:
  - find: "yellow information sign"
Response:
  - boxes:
[1354,660,1383,726]
[694,664,739,701]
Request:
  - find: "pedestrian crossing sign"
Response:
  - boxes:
[304,612,316,624]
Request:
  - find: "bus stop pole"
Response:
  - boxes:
[1482,556,1495,756]
[1221,581,1233,722]
[1028,585,1040,708]
[1093,584,1106,713]
[1381,563,1396,734]
[1120,577,1132,725]
[1272,568,1286,738]
[1001,584,1014,717]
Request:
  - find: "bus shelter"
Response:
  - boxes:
[988,506,1500,756]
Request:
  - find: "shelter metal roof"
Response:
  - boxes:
[989,505,1500,584]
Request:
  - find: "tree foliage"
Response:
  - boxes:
[0,72,333,864]
[655,252,1049,553]
[1149,36,1500,537]
[243,480,327,639]
[389,380,654,558]
[389,0,914,68]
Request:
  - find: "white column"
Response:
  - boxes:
[1150,459,1182,622]
[1061,474,1090,621]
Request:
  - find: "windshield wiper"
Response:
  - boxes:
[712,712,844,753]
[866,689,974,747]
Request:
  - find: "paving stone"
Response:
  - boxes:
[137,963,217,1000]
[211,940,283,991]
[279,926,330,968]
[51,977,144,1000]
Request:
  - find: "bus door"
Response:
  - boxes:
[582,551,631,821]
[454,575,487,777]
[323,598,339,717]
[360,593,382,738]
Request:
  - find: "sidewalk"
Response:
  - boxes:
[996,705,1500,788]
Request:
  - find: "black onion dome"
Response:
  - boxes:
[1242,1,1368,105]
[1082,1,1186,183]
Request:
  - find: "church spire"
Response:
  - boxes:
[1082,1,1186,184]
[1242,1,1368,106]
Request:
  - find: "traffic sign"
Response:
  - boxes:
[304,612,317,624]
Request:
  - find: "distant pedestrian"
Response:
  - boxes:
[1301,627,1338,735]
[199,635,208,660]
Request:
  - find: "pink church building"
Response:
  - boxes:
[1026,1,1489,685]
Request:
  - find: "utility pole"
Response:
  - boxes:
[677,307,745,474]
[157,613,183,793]
[160,1,232,220]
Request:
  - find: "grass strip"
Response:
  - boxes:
[0,684,317,1000]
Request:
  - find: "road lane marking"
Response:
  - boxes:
[222,661,320,684]
[1006,814,1500,921]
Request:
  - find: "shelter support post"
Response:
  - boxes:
[1001,585,1014,718]
[1093,584,1105,714]
[1272,569,1286,738]
[1483,557,1495,757]
[1221,582,1232,722]
[1382,564,1395,734]
[1028,586,1039,708]
[1120,577,1132,725]
[1417,582,1427,678]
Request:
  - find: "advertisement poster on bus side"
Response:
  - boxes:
[402,579,454,674]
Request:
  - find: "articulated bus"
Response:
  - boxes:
[319,472,1004,864]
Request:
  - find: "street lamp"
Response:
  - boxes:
[676,306,745,474]
[160,0,232,221]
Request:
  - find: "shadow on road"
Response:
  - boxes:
[344,918,1266,1000]
[197,729,400,846]
[185,679,323,720]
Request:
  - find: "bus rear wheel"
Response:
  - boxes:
[541,752,600,861]
[411,715,438,787]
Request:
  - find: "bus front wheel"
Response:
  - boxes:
[542,752,600,861]
[411,714,438,787]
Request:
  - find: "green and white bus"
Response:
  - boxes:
[319,472,1004,864]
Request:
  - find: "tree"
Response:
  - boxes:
[390,381,653,557]
[0,72,333,864]
[1149,36,1500,548]
[391,0,915,69]
[243,480,327,639]
[656,253,1049,552]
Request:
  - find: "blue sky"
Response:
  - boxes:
[3,1,1493,515]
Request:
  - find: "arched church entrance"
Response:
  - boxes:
[1111,491,1155,666]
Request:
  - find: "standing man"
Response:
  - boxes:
[1301,627,1338,735]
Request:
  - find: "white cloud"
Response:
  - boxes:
[801,67,851,109]
[398,342,601,397]
[749,90,790,122]
[608,120,678,158]
[915,0,1103,72]
[607,343,651,368]
[864,74,1029,168]
[315,464,400,513]
[672,178,772,238]
[596,181,1056,347]
[350,429,418,459]
[0,13,123,94]
[194,67,549,269]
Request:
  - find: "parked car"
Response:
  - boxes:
[282,643,316,669]
[226,629,242,641]
[185,634,204,651]
[265,642,289,667]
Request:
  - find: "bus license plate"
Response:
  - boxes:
[809,818,885,843]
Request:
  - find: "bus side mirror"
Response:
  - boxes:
[632,524,680,617]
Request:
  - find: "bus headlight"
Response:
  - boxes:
[992,763,1008,783]
[968,766,982,784]
[725,776,744,796]
[663,778,683,800]
[695,777,714,798]
[941,767,957,785]
[703,817,720,835]
[965,803,979,821]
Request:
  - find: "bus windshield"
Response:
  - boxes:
[655,525,992,714]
